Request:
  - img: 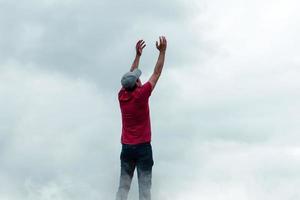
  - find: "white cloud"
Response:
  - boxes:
[0,63,120,199]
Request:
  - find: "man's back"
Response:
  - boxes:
[118,82,153,144]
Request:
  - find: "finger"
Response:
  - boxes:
[156,41,159,48]
[138,41,145,48]
[136,40,142,46]
[163,36,166,45]
[141,44,146,49]
[159,36,163,45]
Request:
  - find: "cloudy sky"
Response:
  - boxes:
[0,0,300,199]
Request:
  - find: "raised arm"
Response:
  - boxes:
[149,36,167,90]
[130,39,146,72]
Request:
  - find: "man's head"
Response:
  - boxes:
[121,69,142,91]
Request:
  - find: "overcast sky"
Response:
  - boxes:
[0,0,300,199]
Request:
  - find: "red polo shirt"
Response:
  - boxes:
[118,82,153,144]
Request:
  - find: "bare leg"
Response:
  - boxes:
[116,156,136,200]
[137,144,154,200]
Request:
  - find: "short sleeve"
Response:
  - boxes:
[139,82,153,99]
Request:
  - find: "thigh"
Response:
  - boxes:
[120,146,136,176]
[136,144,154,172]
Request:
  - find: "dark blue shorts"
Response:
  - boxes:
[116,142,154,200]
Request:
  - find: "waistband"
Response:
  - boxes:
[122,142,151,148]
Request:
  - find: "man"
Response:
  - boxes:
[116,36,167,200]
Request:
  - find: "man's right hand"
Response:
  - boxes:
[149,36,167,90]
[156,36,167,52]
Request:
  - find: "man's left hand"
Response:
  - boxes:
[136,40,146,56]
